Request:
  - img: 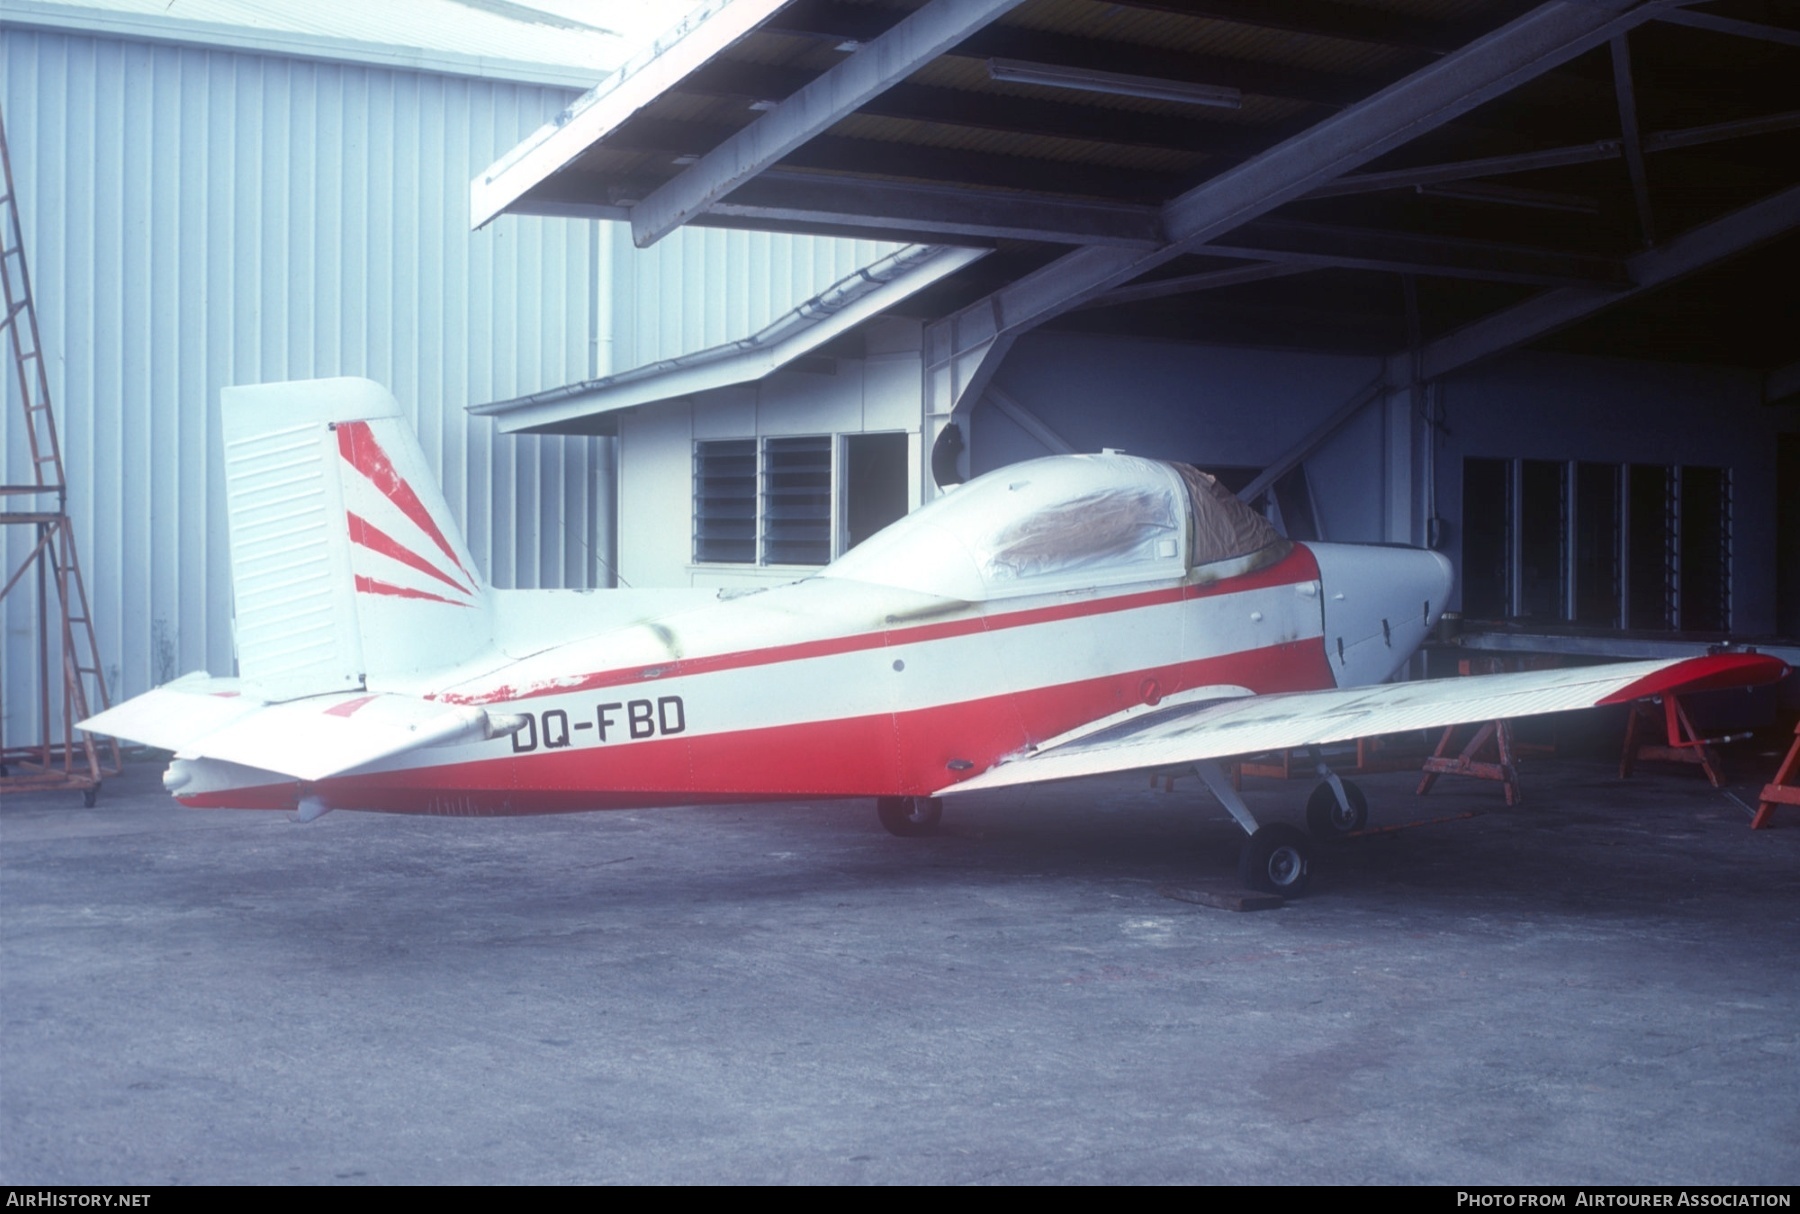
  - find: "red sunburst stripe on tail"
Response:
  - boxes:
[336,421,475,585]
[347,511,471,596]
[354,574,473,608]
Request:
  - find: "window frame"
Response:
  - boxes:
[1459,456,1731,633]
[692,432,911,569]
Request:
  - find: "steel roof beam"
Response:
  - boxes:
[1654,8,1800,49]
[1610,35,1655,247]
[1157,1,1671,250]
[1204,218,1630,287]
[924,0,1676,459]
[1085,262,1313,308]
[600,117,1189,201]
[1414,182,1800,381]
[629,0,1029,247]
[1097,0,1494,53]
[765,1,1374,107]
[683,60,1273,155]
[1308,108,1800,198]
[707,173,1166,247]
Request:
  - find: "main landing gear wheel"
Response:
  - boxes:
[877,796,943,838]
[1305,779,1367,839]
[1238,823,1313,896]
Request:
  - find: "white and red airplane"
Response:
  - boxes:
[81,378,1787,895]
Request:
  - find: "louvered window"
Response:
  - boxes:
[1461,457,1730,632]
[693,440,757,563]
[694,436,842,567]
[762,436,833,566]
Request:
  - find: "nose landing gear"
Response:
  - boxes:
[1305,774,1368,839]
[876,795,943,837]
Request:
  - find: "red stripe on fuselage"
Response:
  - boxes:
[176,636,1333,814]
[438,544,1324,706]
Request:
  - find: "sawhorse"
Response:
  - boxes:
[1620,693,1725,788]
[1418,719,1521,806]
[1752,720,1800,830]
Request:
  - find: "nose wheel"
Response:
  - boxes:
[876,795,943,837]
[1305,777,1367,839]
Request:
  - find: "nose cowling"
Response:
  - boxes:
[1306,542,1455,688]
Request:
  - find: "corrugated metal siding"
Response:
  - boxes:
[605,221,903,375]
[1,26,601,733]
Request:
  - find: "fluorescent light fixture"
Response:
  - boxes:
[985,58,1242,108]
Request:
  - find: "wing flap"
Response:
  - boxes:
[945,653,1787,795]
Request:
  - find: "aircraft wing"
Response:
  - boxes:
[80,674,520,782]
[943,653,1788,795]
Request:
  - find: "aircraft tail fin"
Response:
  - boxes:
[222,377,492,699]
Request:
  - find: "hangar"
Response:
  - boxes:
[5,0,1800,1188]
[467,0,1799,661]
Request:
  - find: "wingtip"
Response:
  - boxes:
[1596,652,1790,705]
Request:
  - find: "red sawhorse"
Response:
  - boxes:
[1752,720,1800,830]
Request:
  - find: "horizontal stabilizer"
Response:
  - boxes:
[82,678,520,782]
[77,674,268,755]
[945,653,1788,795]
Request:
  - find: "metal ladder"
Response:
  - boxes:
[0,100,120,804]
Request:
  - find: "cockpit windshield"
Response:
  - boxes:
[824,453,1290,601]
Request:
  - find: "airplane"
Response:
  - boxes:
[79,377,1788,896]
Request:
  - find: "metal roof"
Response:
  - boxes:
[472,242,986,430]
[3,0,675,86]
[473,0,1800,401]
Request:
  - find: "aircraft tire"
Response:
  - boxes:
[1238,823,1312,896]
[877,795,942,837]
[1305,779,1367,839]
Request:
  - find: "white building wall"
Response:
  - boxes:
[616,317,925,588]
[1,26,601,731]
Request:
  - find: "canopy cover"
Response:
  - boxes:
[827,454,1290,601]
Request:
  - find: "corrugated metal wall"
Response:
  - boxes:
[1,26,601,729]
[605,222,902,376]
[1,21,910,742]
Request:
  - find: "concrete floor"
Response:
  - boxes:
[3,747,1798,1185]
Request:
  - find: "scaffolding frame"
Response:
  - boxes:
[0,100,120,803]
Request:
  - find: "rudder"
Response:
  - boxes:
[221,377,492,699]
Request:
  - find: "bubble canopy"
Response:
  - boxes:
[823,454,1290,601]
